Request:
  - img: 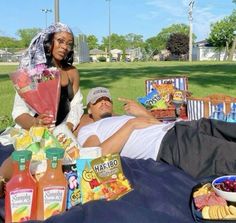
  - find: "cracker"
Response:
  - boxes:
[202,206,210,219]
[224,214,236,219]
[224,205,231,216]
[219,205,227,219]
[229,205,236,215]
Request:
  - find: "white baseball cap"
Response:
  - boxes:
[86,87,112,105]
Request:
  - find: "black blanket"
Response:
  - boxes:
[0,144,197,223]
[158,118,236,179]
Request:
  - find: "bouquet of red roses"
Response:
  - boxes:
[10,64,61,123]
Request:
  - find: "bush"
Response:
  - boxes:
[97,56,107,62]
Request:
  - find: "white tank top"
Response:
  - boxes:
[77,115,172,160]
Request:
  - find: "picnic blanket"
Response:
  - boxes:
[0,144,197,223]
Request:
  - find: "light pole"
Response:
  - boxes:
[54,0,60,23]
[41,9,52,28]
[106,0,111,62]
[188,0,194,62]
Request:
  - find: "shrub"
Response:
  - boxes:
[97,56,107,62]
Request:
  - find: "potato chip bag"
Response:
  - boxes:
[29,126,45,142]
[40,128,61,149]
[91,153,133,201]
[76,158,105,204]
[137,89,167,110]
[63,161,81,209]
[153,83,175,97]
[53,124,80,161]
[14,131,32,150]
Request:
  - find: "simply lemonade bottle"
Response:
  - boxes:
[5,150,37,223]
[37,148,67,220]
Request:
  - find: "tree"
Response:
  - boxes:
[17,28,41,48]
[101,34,127,51]
[125,33,144,49]
[166,33,189,58]
[208,11,236,60]
[143,23,196,58]
[0,36,22,49]
[86,35,99,50]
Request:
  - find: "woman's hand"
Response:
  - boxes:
[34,114,54,128]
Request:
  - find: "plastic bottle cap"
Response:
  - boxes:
[46,148,65,160]
[11,150,32,162]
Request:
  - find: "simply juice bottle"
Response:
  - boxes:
[37,148,67,220]
[5,150,37,223]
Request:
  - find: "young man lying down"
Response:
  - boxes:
[77,87,236,179]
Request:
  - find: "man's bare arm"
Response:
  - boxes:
[83,117,159,155]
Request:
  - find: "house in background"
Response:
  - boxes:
[89,49,106,62]
[0,49,12,62]
[125,48,143,61]
[110,49,123,61]
[192,40,236,61]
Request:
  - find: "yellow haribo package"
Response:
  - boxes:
[91,153,133,201]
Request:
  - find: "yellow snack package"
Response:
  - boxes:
[76,158,105,204]
[90,153,133,201]
[40,128,61,149]
[14,132,32,150]
[53,124,80,160]
[29,126,45,142]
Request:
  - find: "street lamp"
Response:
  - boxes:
[41,9,52,28]
[106,0,111,62]
[188,0,194,62]
[54,0,60,23]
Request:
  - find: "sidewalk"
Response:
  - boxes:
[0,62,18,65]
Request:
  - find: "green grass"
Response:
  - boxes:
[0,61,236,131]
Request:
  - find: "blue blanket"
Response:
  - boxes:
[0,144,197,223]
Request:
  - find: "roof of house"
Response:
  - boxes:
[194,40,212,47]
[89,49,106,55]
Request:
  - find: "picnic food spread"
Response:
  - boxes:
[193,181,236,220]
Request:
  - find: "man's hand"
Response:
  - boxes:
[118,97,154,118]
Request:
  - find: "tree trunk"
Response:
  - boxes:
[223,42,229,61]
[228,36,236,61]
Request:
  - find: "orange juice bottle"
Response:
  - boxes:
[37,148,67,220]
[5,150,37,223]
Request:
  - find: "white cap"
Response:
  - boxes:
[86,87,112,105]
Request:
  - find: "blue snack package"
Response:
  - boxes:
[137,89,167,109]
[63,161,81,209]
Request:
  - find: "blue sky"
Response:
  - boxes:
[0,0,235,42]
